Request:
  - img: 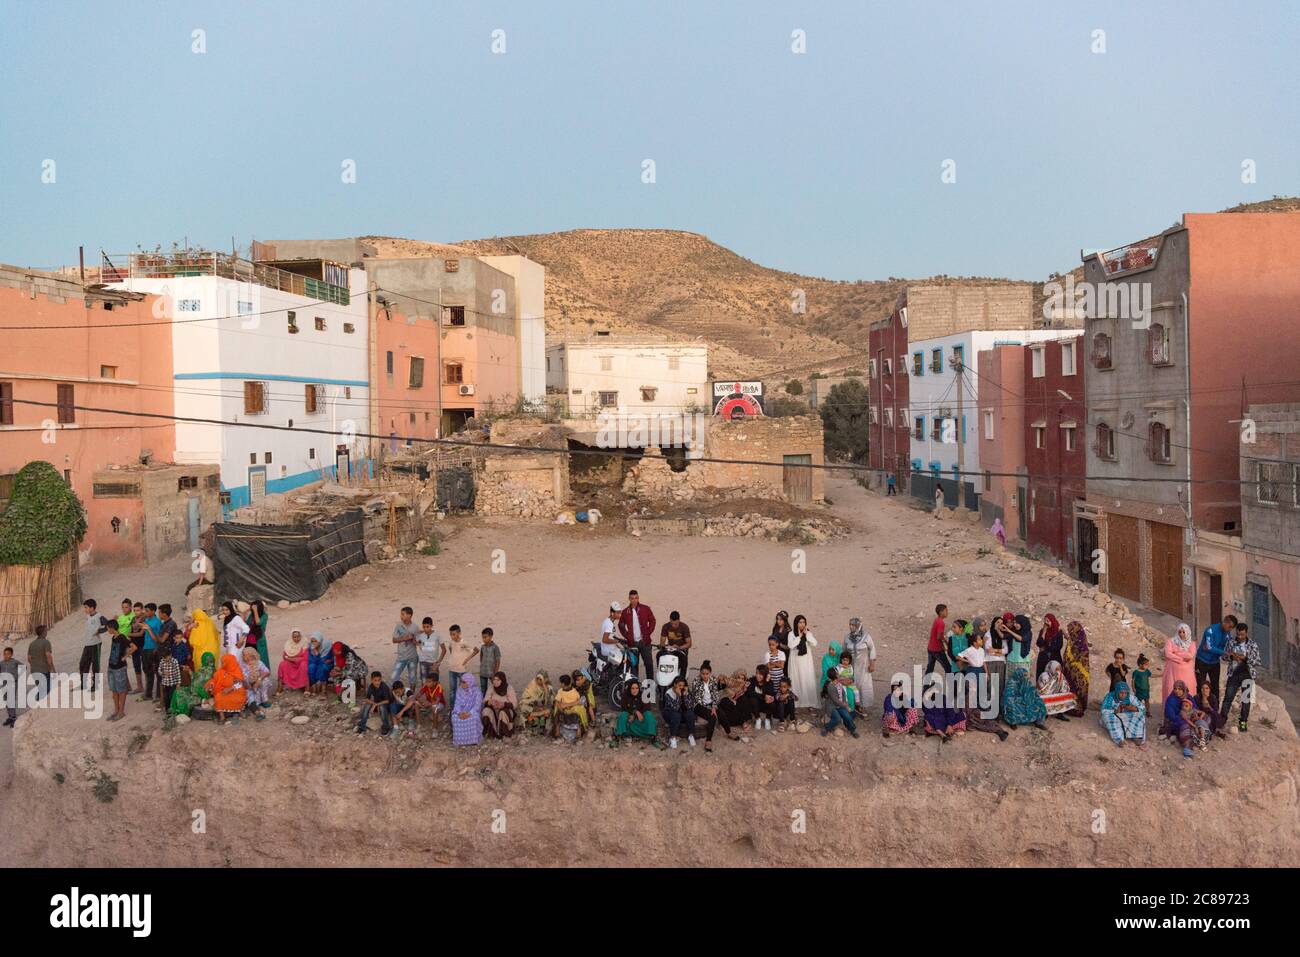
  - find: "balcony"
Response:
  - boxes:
[101,251,351,306]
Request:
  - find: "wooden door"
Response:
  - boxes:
[1107,514,1140,603]
[783,454,812,504]
[1149,521,1184,616]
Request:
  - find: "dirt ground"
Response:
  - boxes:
[2,473,1297,867]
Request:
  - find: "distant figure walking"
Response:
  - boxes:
[934,486,945,513]
[886,472,897,496]
[991,516,1007,547]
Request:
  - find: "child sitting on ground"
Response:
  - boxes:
[773,678,798,731]
[412,672,445,732]
[1131,654,1152,714]
[390,681,419,737]
[553,674,585,740]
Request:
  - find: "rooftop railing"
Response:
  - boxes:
[101,251,350,306]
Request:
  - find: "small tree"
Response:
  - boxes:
[784,379,803,395]
[0,461,87,565]
[819,379,870,462]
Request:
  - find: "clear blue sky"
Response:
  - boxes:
[1,0,1296,281]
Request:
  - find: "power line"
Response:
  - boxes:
[6,396,1278,488]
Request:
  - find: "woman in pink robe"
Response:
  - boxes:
[277,629,310,692]
[1161,623,1197,703]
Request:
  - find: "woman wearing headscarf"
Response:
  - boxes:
[843,617,877,713]
[481,672,517,739]
[922,681,966,740]
[519,670,554,734]
[1159,679,1194,739]
[306,633,332,695]
[991,516,1007,547]
[1034,613,1064,679]
[1100,681,1147,747]
[190,652,217,701]
[207,652,247,723]
[1161,623,1198,702]
[985,614,1015,719]
[277,629,309,693]
[220,602,249,660]
[1005,614,1034,681]
[1195,678,1224,738]
[1001,663,1048,729]
[451,672,483,746]
[240,646,273,719]
[613,679,659,747]
[784,614,819,708]
[189,610,221,673]
[247,599,270,668]
[330,641,369,696]
[882,680,922,736]
[1036,660,1077,720]
[1061,620,1090,716]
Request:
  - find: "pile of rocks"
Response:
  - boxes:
[474,474,560,520]
[700,513,845,542]
[622,454,709,502]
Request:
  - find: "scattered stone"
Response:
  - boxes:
[291,715,310,725]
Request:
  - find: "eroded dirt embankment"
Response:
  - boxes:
[4,694,1298,868]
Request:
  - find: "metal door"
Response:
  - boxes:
[783,454,813,504]
[1249,582,1272,670]
[187,497,201,550]
[248,466,267,504]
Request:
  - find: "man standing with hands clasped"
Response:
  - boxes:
[618,589,656,681]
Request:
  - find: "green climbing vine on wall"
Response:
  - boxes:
[0,461,87,565]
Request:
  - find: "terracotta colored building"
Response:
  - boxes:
[867,300,910,490]
[976,344,1025,539]
[1023,335,1086,570]
[0,265,218,565]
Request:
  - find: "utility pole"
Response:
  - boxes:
[952,350,965,483]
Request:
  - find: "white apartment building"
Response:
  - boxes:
[906,328,1066,492]
[546,338,708,417]
[108,252,369,510]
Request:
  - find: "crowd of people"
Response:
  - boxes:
[7,591,1262,763]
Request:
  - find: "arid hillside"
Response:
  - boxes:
[362,230,1032,380]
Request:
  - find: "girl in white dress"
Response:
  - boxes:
[785,614,819,708]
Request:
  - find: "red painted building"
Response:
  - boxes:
[867,300,910,489]
[1023,335,1086,567]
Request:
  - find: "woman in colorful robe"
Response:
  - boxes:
[922,681,967,739]
[306,633,332,694]
[277,630,309,692]
[1034,613,1065,680]
[207,653,247,723]
[330,642,369,696]
[1002,664,1048,729]
[519,670,554,734]
[613,679,658,746]
[882,681,922,736]
[1100,681,1147,747]
[241,647,273,717]
[481,672,517,739]
[819,640,854,711]
[1161,623,1198,702]
[1061,620,1090,716]
[1036,660,1077,718]
[247,599,270,668]
[451,672,483,746]
[168,651,216,716]
[842,618,877,712]
[189,611,221,674]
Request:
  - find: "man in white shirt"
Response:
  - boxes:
[597,603,621,658]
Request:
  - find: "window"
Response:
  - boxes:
[869,406,879,424]
[178,476,198,491]
[668,357,680,371]
[1061,341,1077,376]
[914,416,925,440]
[343,322,355,334]
[304,383,324,414]
[1062,424,1076,452]
[882,358,892,376]
[899,355,908,376]
[912,352,924,376]
[100,365,117,379]
[600,356,613,372]
[314,316,326,332]
[408,356,425,389]
[344,387,352,399]
[930,349,943,373]
[444,362,464,384]
[931,417,943,441]
[951,345,964,369]
[243,380,266,415]
[177,299,200,312]
[238,300,253,315]
[1031,346,1046,378]
[868,359,877,378]
[249,452,257,465]
[57,383,75,424]
[898,407,908,429]
[1095,422,1116,461]
[1148,422,1173,464]
[983,410,994,440]
[386,351,394,375]
[883,407,893,426]
[1255,461,1297,505]
[309,449,316,460]
[598,391,618,408]
[1148,323,1171,365]
[264,452,273,464]
[445,306,466,326]
[0,382,12,425]
[545,356,551,373]
[1034,425,1046,449]
[640,386,658,402]
[287,311,298,334]
[1092,332,1113,369]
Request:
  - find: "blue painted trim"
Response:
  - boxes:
[221,459,374,514]
[176,372,369,387]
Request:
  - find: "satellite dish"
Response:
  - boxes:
[1120,412,1135,430]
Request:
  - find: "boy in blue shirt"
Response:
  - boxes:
[1196,613,1236,701]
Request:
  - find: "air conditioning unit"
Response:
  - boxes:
[458,384,475,396]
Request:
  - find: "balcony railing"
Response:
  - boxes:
[101,252,351,306]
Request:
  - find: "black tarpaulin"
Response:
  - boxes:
[213,508,366,603]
